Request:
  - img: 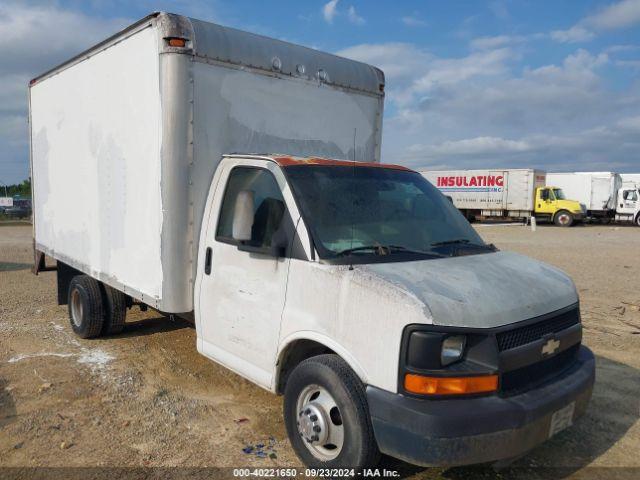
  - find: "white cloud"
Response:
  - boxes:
[322,0,340,24]
[340,40,639,172]
[470,35,523,50]
[0,1,131,183]
[347,6,365,25]
[584,0,640,30]
[550,26,595,43]
[401,15,427,27]
[552,0,640,43]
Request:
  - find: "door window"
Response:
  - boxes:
[623,190,638,202]
[540,189,550,201]
[216,167,287,248]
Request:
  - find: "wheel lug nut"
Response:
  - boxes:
[305,408,311,415]
[310,414,318,421]
[313,425,321,432]
[312,435,319,441]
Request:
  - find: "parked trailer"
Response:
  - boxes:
[420,169,584,226]
[30,12,594,469]
[546,172,621,221]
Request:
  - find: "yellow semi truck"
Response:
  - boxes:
[421,169,584,226]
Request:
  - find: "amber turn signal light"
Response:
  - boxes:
[167,38,187,47]
[404,373,498,395]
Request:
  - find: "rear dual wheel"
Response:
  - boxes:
[68,275,127,338]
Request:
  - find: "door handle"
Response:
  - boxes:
[204,247,212,275]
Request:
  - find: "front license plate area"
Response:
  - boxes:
[548,401,575,438]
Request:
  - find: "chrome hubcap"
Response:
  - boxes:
[70,289,83,327]
[296,385,344,461]
[559,214,570,225]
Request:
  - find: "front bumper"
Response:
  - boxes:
[367,346,595,467]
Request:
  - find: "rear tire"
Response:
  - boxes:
[68,275,104,339]
[283,354,380,469]
[554,210,574,227]
[635,213,640,227]
[101,285,127,335]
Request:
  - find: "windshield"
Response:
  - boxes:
[553,188,566,200]
[284,165,487,261]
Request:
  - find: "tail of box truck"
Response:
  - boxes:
[29,12,385,314]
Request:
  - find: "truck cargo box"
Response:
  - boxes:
[546,172,621,214]
[419,169,546,217]
[29,12,385,313]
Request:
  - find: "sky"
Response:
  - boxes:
[1,0,639,184]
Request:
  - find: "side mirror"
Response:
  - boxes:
[232,190,254,242]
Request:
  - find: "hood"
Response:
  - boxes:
[361,251,578,329]
[558,199,583,212]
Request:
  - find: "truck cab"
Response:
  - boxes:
[615,185,640,226]
[535,186,584,226]
[190,154,595,468]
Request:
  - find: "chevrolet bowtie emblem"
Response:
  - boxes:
[542,338,560,356]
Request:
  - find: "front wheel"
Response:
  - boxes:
[554,210,574,227]
[636,213,640,227]
[283,354,380,469]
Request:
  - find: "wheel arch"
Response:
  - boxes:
[275,333,369,394]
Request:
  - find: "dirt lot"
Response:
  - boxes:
[1,223,639,479]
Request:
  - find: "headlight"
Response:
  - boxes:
[441,335,466,366]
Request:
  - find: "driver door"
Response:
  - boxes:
[619,189,638,214]
[536,188,555,215]
[197,161,294,389]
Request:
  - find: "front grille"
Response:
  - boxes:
[496,307,580,351]
[500,344,580,396]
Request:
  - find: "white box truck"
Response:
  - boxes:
[546,172,622,220]
[420,169,585,226]
[30,12,594,469]
[621,173,640,185]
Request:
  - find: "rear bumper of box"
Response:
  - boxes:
[367,346,595,467]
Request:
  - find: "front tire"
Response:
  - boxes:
[283,354,380,469]
[68,275,104,338]
[554,210,574,227]
[636,213,640,227]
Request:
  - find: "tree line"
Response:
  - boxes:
[2,179,32,198]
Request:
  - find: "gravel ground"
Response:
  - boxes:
[0,223,638,479]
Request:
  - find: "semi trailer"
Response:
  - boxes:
[30,12,594,469]
[420,169,585,226]
[546,172,622,221]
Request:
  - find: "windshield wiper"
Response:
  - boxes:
[430,239,497,251]
[336,244,443,257]
[431,239,471,247]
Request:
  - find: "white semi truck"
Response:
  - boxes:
[30,12,594,469]
[420,169,585,226]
